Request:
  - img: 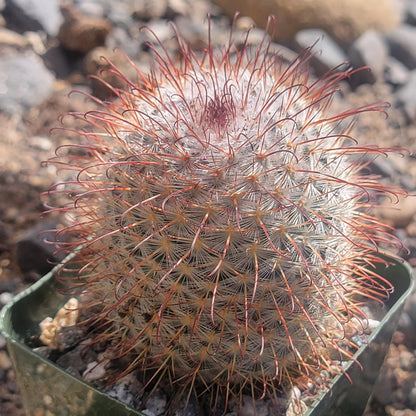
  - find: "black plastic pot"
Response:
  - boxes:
[0,254,413,416]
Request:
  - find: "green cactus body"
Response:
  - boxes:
[47,20,401,414]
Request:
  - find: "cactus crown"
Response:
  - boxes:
[46,17,401,414]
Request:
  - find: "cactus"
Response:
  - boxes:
[46,19,402,415]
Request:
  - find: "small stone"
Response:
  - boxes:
[235,15,256,31]
[166,0,189,17]
[0,333,6,349]
[56,325,85,351]
[131,0,168,21]
[32,346,52,359]
[30,136,53,151]
[0,292,13,307]
[293,29,348,76]
[375,195,416,228]
[386,24,416,69]
[55,342,96,375]
[75,1,106,19]
[385,56,410,87]
[285,399,308,416]
[395,70,416,123]
[143,389,167,416]
[399,349,416,371]
[16,220,65,276]
[0,26,29,48]
[212,0,401,43]
[407,1,416,25]
[3,0,63,36]
[82,360,108,382]
[409,386,416,407]
[348,30,388,85]
[106,372,143,407]
[173,392,202,416]
[0,351,12,371]
[58,4,112,54]
[0,52,55,114]
[84,46,134,99]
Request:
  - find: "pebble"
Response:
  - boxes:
[131,0,168,21]
[407,1,416,25]
[3,0,63,36]
[212,0,401,43]
[376,195,416,228]
[55,341,96,376]
[395,70,416,122]
[29,136,53,152]
[105,373,143,408]
[0,351,12,371]
[143,390,167,416]
[0,26,29,48]
[56,325,85,351]
[0,334,5,350]
[0,52,54,114]
[230,395,269,416]
[386,24,416,69]
[0,292,13,307]
[348,30,388,84]
[293,28,348,76]
[58,3,112,54]
[16,220,64,276]
[385,56,410,87]
[82,360,108,382]
[74,1,106,19]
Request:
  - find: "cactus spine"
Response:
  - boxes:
[47,19,400,414]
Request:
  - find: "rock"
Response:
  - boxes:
[395,70,416,122]
[0,334,6,350]
[82,360,108,382]
[348,30,388,85]
[166,0,190,17]
[405,1,416,25]
[385,56,410,87]
[0,224,8,253]
[0,52,55,114]
[293,29,348,75]
[105,373,143,408]
[399,349,416,371]
[212,0,401,44]
[375,195,416,228]
[55,339,97,376]
[58,4,112,54]
[0,27,29,48]
[0,292,13,308]
[56,325,85,351]
[74,1,106,19]
[16,221,64,276]
[131,0,168,21]
[42,45,82,78]
[84,46,135,99]
[0,351,12,371]
[144,390,167,416]
[386,24,416,69]
[3,0,63,36]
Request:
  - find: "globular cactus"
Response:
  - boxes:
[46,18,401,415]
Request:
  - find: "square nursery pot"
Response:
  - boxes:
[0,253,413,416]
